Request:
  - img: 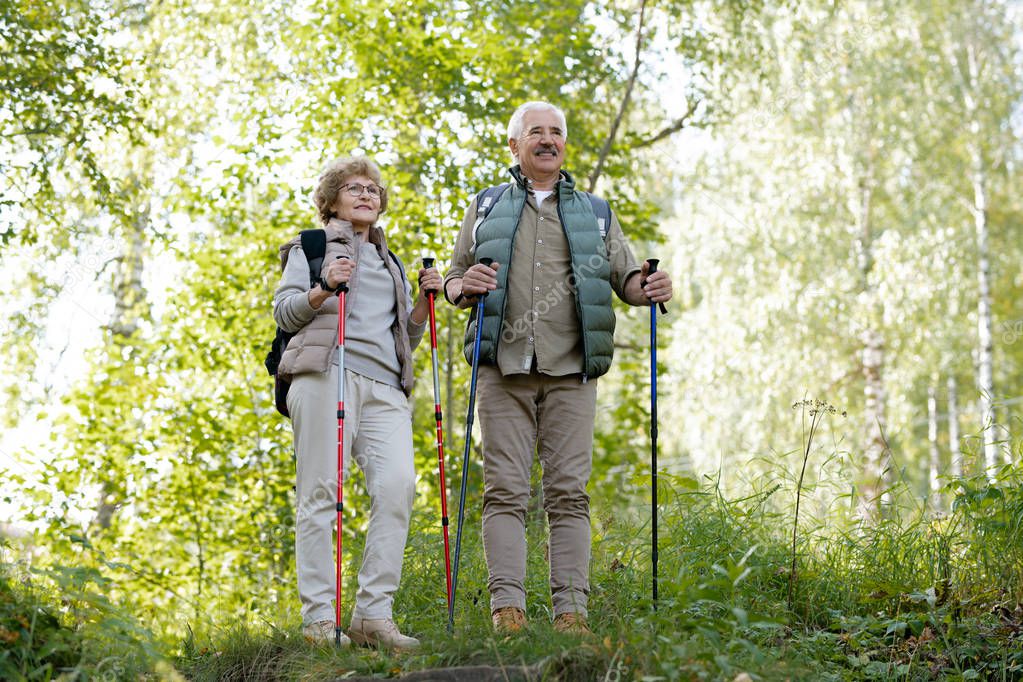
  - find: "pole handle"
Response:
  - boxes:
[335,255,350,293]
[421,257,437,295]
[478,258,494,300]
[644,258,667,315]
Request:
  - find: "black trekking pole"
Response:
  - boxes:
[646,258,667,611]
[449,257,493,631]
[422,257,453,621]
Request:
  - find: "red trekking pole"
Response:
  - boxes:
[334,260,350,647]
[422,257,453,618]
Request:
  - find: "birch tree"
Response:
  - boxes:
[661,0,1022,514]
[936,1,1020,477]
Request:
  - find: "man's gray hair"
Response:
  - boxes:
[506,101,569,145]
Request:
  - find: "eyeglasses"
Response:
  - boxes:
[344,182,382,198]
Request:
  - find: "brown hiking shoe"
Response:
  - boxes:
[491,607,527,634]
[552,612,591,635]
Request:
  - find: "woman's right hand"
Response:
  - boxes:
[324,256,356,289]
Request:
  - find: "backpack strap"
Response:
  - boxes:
[299,229,327,287]
[475,183,512,222]
[469,183,612,250]
[386,250,406,283]
[471,183,512,253]
[299,229,403,285]
[474,184,611,235]
[583,193,612,239]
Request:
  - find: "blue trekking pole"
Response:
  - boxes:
[449,257,493,631]
[646,258,667,611]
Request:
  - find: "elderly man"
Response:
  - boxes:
[443,101,673,634]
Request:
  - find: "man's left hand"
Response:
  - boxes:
[639,260,673,304]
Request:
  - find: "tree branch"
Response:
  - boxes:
[1,124,55,138]
[632,97,701,149]
[588,0,648,193]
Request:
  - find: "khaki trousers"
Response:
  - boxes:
[477,365,597,617]
[288,367,415,625]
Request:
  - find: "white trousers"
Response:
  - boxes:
[288,366,415,624]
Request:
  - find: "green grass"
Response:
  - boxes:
[175,466,1023,681]
[5,466,1023,680]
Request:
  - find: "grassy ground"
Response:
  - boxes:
[177,472,1021,681]
[4,467,1022,680]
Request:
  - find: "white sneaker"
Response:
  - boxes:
[302,619,351,647]
[348,616,420,651]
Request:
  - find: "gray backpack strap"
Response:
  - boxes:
[471,183,512,253]
[471,185,610,244]
[582,193,612,239]
[476,183,512,221]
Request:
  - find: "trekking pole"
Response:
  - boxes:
[450,256,493,631]
[334,258,350,647]
[646,258,667,611]
[422,257,453,621]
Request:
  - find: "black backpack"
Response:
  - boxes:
[264,229,406,417]
[265,229,328,417]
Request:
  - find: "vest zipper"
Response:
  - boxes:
[555,185,590,381]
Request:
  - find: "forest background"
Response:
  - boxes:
[1,0,1022,679]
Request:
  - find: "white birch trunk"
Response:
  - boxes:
[855,173,890,520]
[971,150,998,476]
[861,327,888,516]
[928,379,941,505]
[948,375,963,479]
[961,43,999,478]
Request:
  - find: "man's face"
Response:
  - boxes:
[509,108,566,180]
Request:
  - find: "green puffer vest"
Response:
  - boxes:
[463,167,615,380]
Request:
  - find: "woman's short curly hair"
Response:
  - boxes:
[313,156,388,224]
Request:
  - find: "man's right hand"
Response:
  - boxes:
[460,261,500,298]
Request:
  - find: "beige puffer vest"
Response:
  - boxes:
[276,219,416,395]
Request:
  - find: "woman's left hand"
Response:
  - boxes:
[410,266,442,325]
[417,267,442,299]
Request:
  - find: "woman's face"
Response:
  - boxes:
[330,174,382,229]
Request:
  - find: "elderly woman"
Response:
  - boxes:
[273,156,440,649]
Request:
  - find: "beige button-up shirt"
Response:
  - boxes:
[445,189,641,377]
